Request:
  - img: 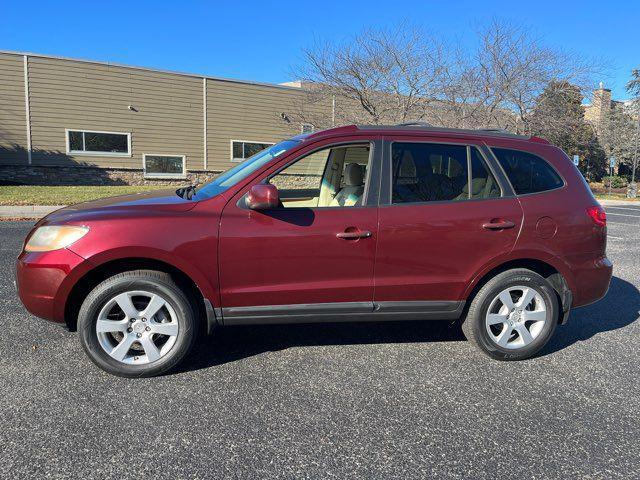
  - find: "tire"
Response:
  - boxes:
[462,268,559,361]
[78,270,198,377]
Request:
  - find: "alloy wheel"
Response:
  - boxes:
[485,286,547,349]
[95,290,179,365]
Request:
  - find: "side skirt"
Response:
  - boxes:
[221,301,464,326]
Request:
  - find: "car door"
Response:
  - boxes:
[373,136,523,316]
[218,138,382,324]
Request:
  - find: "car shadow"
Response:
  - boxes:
[541,275,639,356]
[177,275,638,374]
[180,319,465,372]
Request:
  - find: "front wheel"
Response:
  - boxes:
[462,268,559,361]
[78,270,198,377]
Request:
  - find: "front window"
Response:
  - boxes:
[268,143,371,208]
[66,129,131,156]
[231,140,275,162]
[193,140,300,200]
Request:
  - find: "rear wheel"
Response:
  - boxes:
[462,268,559,360]
[78,270,198,377]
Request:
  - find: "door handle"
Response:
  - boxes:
[336,230,372,240]
[482,219,515,230]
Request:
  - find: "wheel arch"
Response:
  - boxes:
[462,257,572,324]
[64,256,211,331]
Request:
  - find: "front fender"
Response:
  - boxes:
[53,245,219,322]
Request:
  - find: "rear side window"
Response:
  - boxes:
[391,143,500,203]
[492,148,564,195]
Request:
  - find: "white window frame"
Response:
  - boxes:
[301,123,314,134]
[65,129,132,157]
[230,139,275,162]
[143,154,187,179]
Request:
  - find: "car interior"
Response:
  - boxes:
[269,144,370,208]
[392,143,500,203]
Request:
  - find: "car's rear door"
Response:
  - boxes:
[373,136,523,316]
[217,137,383,324]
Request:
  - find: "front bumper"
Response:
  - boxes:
[16,247,88,323]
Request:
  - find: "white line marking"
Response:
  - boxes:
[605,206,640,212]
[608,221,640,226]
[607,235,624,240]
[606,212,640,218]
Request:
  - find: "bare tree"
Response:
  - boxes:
[291,26,452,126]
[292,20,603,132]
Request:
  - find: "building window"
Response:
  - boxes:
[66,129,131,156]
[301,123,314,134]
[143,154,186,179]
[231,140,275,162]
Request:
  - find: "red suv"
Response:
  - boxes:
[16,124,612,377]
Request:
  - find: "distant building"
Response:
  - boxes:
[584,82,637,135]
[0,50,330,186]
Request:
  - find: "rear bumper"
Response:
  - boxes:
[570,255,613,308]
[15,248,88,323]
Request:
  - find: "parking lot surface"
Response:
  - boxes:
[1,205,639,479]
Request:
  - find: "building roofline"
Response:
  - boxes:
[0,49,303,91]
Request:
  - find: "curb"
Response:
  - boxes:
[0,205,64,219]
[598,199,640,206]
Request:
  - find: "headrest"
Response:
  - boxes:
[343,163,364,186]
[463,178,486,195]
[399,152,417,178]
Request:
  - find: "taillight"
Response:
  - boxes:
[586,206,606,227]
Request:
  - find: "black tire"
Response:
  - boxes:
[78,270,198,377]
[462,268,559,361]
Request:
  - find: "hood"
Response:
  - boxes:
[41,188,198,224]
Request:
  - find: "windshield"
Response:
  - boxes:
[192,139,300,200]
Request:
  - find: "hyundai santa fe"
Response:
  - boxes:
[16,124,613,377]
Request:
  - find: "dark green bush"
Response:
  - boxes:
[601,175,628,189]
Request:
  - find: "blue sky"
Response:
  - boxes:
[1,0,638,99]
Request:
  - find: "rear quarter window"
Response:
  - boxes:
[491,148,564,195]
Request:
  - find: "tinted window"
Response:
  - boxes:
[492,148,563,195]
[469,148,501,199]
[392,143,469,203]
[391,143,501,203]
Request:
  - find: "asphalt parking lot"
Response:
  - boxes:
[0,205,638,479]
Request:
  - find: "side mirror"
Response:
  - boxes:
[246,184,279,210]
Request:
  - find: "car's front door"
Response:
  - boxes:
[218,138,382,324]
[373,136,523,318]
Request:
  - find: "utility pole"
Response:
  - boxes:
[629,100,639,198]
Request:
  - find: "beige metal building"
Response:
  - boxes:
[0,50,325,185]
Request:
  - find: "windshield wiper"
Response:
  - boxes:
[176,184,198,200]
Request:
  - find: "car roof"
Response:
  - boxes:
[301,123,549,144]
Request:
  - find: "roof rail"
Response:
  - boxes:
[357,124,529,140]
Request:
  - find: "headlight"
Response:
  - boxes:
[24,226,89,252]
